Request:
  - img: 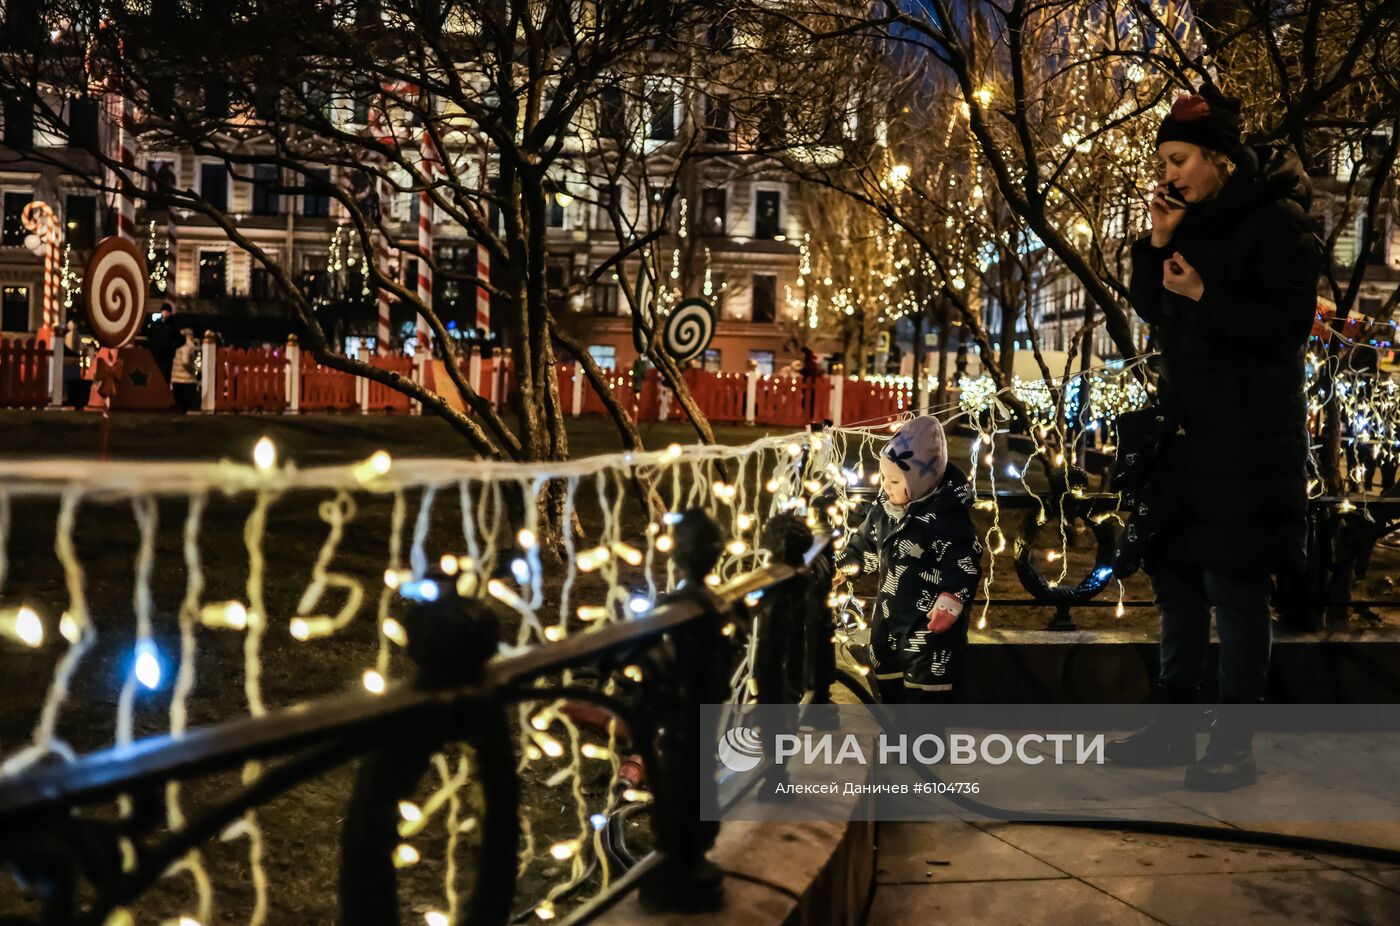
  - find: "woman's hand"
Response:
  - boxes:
[926,593,963,633]
[1148,182,1185,247]
[1162,251,1204,302]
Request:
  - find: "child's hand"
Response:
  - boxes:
[927,593,963,633]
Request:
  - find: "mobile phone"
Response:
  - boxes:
[1161,183,1188,209]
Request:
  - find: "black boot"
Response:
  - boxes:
[1105,684,1198,767]
[1184,709,1257,792]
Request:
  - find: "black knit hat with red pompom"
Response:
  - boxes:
[1155,84,1243,155]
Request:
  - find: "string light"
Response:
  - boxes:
[0,606,43,648]
[252,437,277,471]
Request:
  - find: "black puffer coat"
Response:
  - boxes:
[1128,145,1325,575]
[837,463,982,692]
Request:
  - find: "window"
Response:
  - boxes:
[599,87,625,139]
[202,79,229,121]
[748,350,774,375]
[546,258,570,314]
[2,192,34,245]
[595,184,618,229]
[2,0,40,50]
[702,348,722,371]
[758,99,784,149]
[755,190,781,239]
[250,265,278,301]
[251,165,280,216]
[148,158,178,205]
[64,194,97,249]
[647,88,675,141]
[302,168,331,217]
[2,96,34,149]
[68,98,100,150]
[704,94,730,145]
[547,191,566,228]
[199,162,228,211]
[2,286,30,332]
[197,250,227,299]
[352,97,371,126]
[588,345,616,370]
[700,187,726,235]
[752,273,777,323]
[593,282,619,316]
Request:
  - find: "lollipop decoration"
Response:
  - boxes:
[661,297,716,363]
[83,235,149,348]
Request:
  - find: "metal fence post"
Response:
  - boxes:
[636,509,727,914]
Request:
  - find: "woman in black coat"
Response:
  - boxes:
[1107,86,1325,791]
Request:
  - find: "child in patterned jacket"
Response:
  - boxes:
[837,415,983,703]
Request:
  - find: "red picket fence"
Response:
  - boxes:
[300,358,357,412]
[753,375,830,427]
[684,371,747,424]
[214,348,287,413]
[0,337,51,408]
[841,378,913,427]
[365,355,414,413]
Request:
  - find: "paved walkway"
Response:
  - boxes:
[868,820,1400,925]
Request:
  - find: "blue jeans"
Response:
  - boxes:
[1150,560,1273,704]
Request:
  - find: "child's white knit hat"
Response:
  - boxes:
[881,415,948,501]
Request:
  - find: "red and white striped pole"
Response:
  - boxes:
[473,142,491,394]
[21,202,60,332]
[105,94,137,242]
[416,127,439,356]
[375,176,394,353]
[364,94,401,354]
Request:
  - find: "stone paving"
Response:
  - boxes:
[868,819,1400,925]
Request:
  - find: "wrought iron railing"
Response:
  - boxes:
[0,512,836,926]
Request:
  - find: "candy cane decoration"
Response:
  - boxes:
[365,96,401,354]
[104,93,137,241]
[20,201,61,333]
[417,123,439,355]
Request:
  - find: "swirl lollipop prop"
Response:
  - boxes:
[83,235,149,348]
[661,297,716,364]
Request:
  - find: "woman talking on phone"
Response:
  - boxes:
[1106,85,1325,790]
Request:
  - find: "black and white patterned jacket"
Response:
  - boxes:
[836,462,983,634]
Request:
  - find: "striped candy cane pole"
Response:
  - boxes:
[105,94,138,241]
[375,175,394,353]
[365,100,397,354]
[416,127,439,355]
[21,202,60,331]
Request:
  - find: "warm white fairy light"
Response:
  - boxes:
[0,605,43,648]
[252,437,277,472]
[362,670,387,695]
